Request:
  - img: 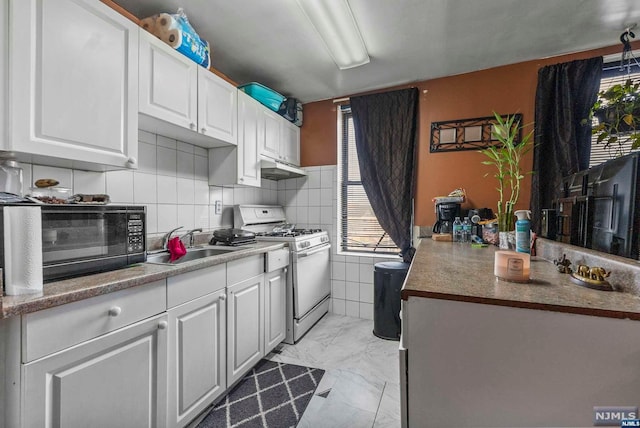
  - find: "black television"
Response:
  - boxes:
[590,152,640,259]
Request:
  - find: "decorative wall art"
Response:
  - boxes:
[430,114,523,153]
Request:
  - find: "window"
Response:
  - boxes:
[338,106,398,254]
[589,58,640,167]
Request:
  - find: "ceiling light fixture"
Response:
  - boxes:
[296,0,370,70]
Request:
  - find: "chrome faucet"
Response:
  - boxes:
[181,228,203,248]
[162,226,184,251]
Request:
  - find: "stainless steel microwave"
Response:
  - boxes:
[0,204,146,282]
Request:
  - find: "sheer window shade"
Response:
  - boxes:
[589,61,640,167]
[339,107,398,253]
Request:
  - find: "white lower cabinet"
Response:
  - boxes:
[22,313,168,428]
[264,268,287,355]
[227,274,265,385]
[168,289,226,428]
[2,252,290,428]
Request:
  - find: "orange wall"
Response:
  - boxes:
[300,41,640,226]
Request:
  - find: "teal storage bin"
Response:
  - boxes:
[238,83,285,112]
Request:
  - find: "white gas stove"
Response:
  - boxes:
[234,205,331,344]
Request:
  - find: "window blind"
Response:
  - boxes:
[339,107,398,253]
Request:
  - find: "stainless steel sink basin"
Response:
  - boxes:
[146,246,239,265]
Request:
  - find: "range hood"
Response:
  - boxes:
[260,157,307,180]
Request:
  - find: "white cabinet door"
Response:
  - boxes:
[139,29,198,132]
[264,269,287,355]
[168,289,226,428]
[227,274,264,385]
[281,120,301,166]
[198,69,237,145]
[237,91,262,187]
[261,108,282,160]
[23,314,168,428]
[0,0,6,149]
[8,0,138,169]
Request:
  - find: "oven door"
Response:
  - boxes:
[291,243,331,320]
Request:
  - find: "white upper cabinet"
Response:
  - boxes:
[139,30,198,131]
[281,120,301,166]
[261,108,282,160]
[208,91,261,187]
[258,103,301,167]
[7,0,139,170]
[139,30,237,148]
[198,70,237,144]
[236,92,261,187]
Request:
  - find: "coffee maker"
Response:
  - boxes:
[433,202,460,234]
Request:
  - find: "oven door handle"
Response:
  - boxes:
[297,243,331,257]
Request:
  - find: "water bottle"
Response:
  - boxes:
[462,217,472,243]
[452,217,462,242]
[514,210,531,253]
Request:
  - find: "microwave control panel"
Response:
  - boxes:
[127,213,145,253]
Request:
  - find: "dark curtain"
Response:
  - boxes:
[350,88,419,262]
[530,57,603,233]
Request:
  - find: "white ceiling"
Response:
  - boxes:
[115,0,640,103]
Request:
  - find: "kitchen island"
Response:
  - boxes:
[400,239,640,428]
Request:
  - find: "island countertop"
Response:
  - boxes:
[401,239,640,320]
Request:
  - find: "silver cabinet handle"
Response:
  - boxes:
[220,294,226,301]
[190,122,196,130]
[127,156,137,166]
[108,306,122,317]
[157,320,168,330]
[201,127,207,133]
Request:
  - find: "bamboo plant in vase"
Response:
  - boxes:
[480,113,533,249]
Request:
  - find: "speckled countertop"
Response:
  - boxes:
[402,239,640,320]
[0,242,285,319]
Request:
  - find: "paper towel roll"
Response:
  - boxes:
[140,16,158,34]
[156,13,176,32]
[4,206,43,295]
[160,28,182,48]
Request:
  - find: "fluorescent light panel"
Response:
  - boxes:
[297,0,370,70]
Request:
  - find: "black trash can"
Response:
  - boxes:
[373,261,410,340]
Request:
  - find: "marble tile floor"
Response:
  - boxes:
[265,313,401,428]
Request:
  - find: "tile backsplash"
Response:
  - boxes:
[20,132,398,321]
[21,130,277,237]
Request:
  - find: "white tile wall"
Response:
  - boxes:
[21,130,278,237]
[276,165,399,320]
[22,137,393,321]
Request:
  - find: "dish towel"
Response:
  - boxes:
[168,236,187,261]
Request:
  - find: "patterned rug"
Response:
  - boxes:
[197,359,325,428]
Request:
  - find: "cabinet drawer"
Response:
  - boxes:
[167,264,226,308]
[227,255,264,285]
[22,280,166,363]
[265,248,289,272]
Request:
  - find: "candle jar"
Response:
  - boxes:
[494,250,530,283]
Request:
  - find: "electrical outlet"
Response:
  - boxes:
[214,200,222,215]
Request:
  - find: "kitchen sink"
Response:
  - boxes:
[146,246,240,265]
